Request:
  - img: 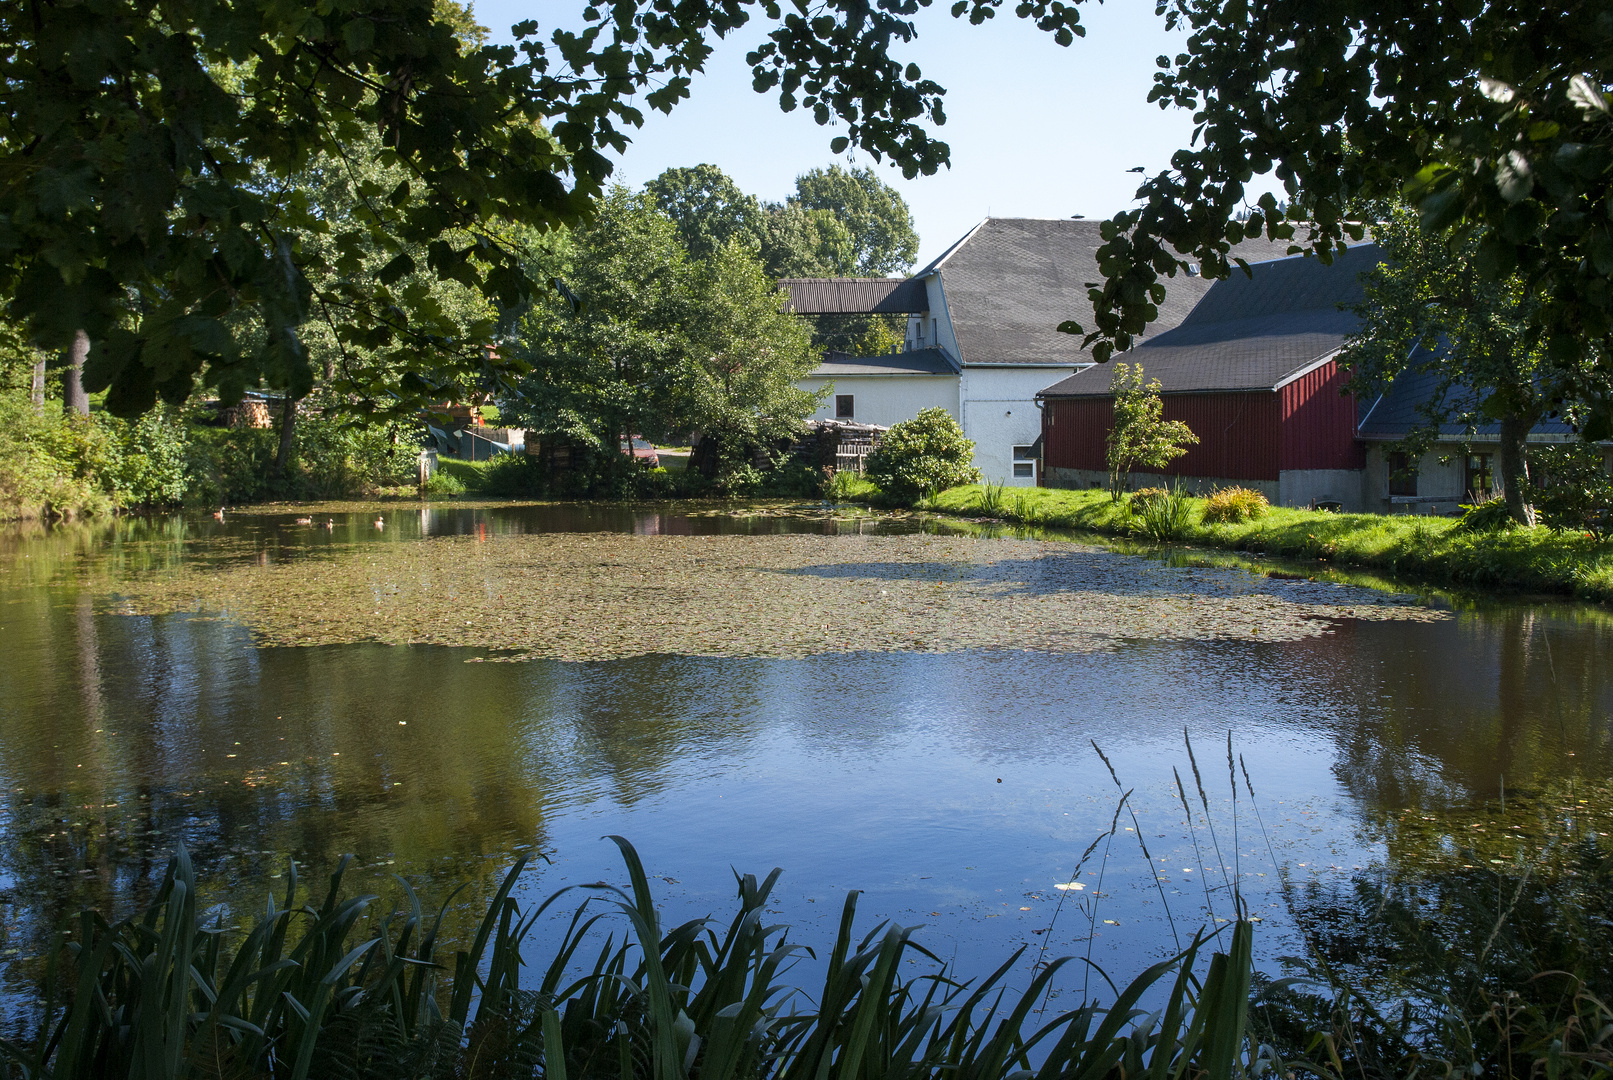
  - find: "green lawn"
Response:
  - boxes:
[902,484,1613,602]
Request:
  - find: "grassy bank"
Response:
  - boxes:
[852,481,1613,602]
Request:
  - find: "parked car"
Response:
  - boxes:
[621,437,660,467]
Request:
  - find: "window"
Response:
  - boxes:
[1466,452,1494,498]
[1388,451,1418,497]
[835,395,855,419]
[1012,444,1036,480]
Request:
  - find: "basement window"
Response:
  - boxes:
[1012,446,1036,479]
[835,395,855,419]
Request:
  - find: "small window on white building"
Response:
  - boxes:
[835,395,855,418]
[1012,445,1036,480]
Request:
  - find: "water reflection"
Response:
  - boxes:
[0,503,1609,1001]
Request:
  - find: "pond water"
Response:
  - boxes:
[1,501,1610,1009]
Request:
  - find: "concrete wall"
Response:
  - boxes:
[1046,467,1282,502]
[1362,444,1471,514]
[796,374,960,429]
[960,366,1074,485]
[1045,465,1371,511]
[1277,469,1368,511]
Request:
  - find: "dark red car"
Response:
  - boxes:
[621,437,660,467]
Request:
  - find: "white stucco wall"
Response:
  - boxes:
[959,366,1076,485]
[796,375,960,428]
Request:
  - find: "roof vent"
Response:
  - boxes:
[1186,262,1201,277]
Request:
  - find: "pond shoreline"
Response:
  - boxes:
[856,483,1613,605]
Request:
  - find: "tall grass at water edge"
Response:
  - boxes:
[5,735,1611,1080]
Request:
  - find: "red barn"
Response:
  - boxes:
[1037,246,1379,510]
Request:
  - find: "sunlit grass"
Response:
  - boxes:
[921,486,1613,602]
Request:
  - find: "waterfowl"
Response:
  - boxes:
[294,517,312,526]
[323,519,335,530]
[213,508,226,522]
[373,516,385,530]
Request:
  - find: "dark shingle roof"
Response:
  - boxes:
[812,348,957,376]
[780,278,929,314]
[1039,244,1383,396]
[1357,354,1578,440]
[928,218,1295,367]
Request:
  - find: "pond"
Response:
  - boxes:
[1,500,1609,1012]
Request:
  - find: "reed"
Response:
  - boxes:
[0,837,1269,1080]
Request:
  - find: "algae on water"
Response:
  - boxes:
[100,529,1447,661]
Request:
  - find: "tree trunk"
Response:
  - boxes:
[272,395,298,482]
[30,355,45,410]
[1497,410,1539,526]
[62,330,90,417]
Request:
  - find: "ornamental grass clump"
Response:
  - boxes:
[1201,487,1270,525]
[1132,483,1195,541]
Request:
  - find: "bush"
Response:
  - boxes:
[1529,444,1613,534]
[864,407,981,501]
[421,468,465,496]
[1127,486,1170,512]
[1201,486,1271,524]
[0,392,121,519]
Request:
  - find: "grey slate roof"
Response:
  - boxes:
[780,277,929,314]
[812,348,957,377]
[1357,353,1579,441]
[926,218,1295,367]
[1038,244,1383,397]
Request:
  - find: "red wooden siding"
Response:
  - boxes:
[1278,361,1365,471]
[1043,392,1281,481]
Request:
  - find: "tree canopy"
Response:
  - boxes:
[510,187,819,490]
[792,165,919,277]
[0,0,1080,418]
[1067,0,1613,441]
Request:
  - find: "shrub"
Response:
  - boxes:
[864,407,981,501]
[1529,444,1613,534]
[0,392,118,519]
[421,468,465,496]
[1201,486,1270,524]
[1127,486,1170,512]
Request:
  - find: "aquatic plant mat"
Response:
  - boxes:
[104,531,1446,660]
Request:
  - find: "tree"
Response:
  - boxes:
[511,189,821,490]
[1345,207,1600,524]
[677,246,822,483]
[1063,0,1613,444]
[0,0,1078,418]
[865,408,981,500]
[791,165,919,277]
[646,166,764,263]
[1105,362,1198,499]
[512,188,685,474]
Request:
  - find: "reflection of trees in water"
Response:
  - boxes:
[550,655,768,808]
[0,602,559,971]
[1323,606,1613,811]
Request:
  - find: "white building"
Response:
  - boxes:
[788,218,1288,485]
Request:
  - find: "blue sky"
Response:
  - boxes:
[476,2,1256,267]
